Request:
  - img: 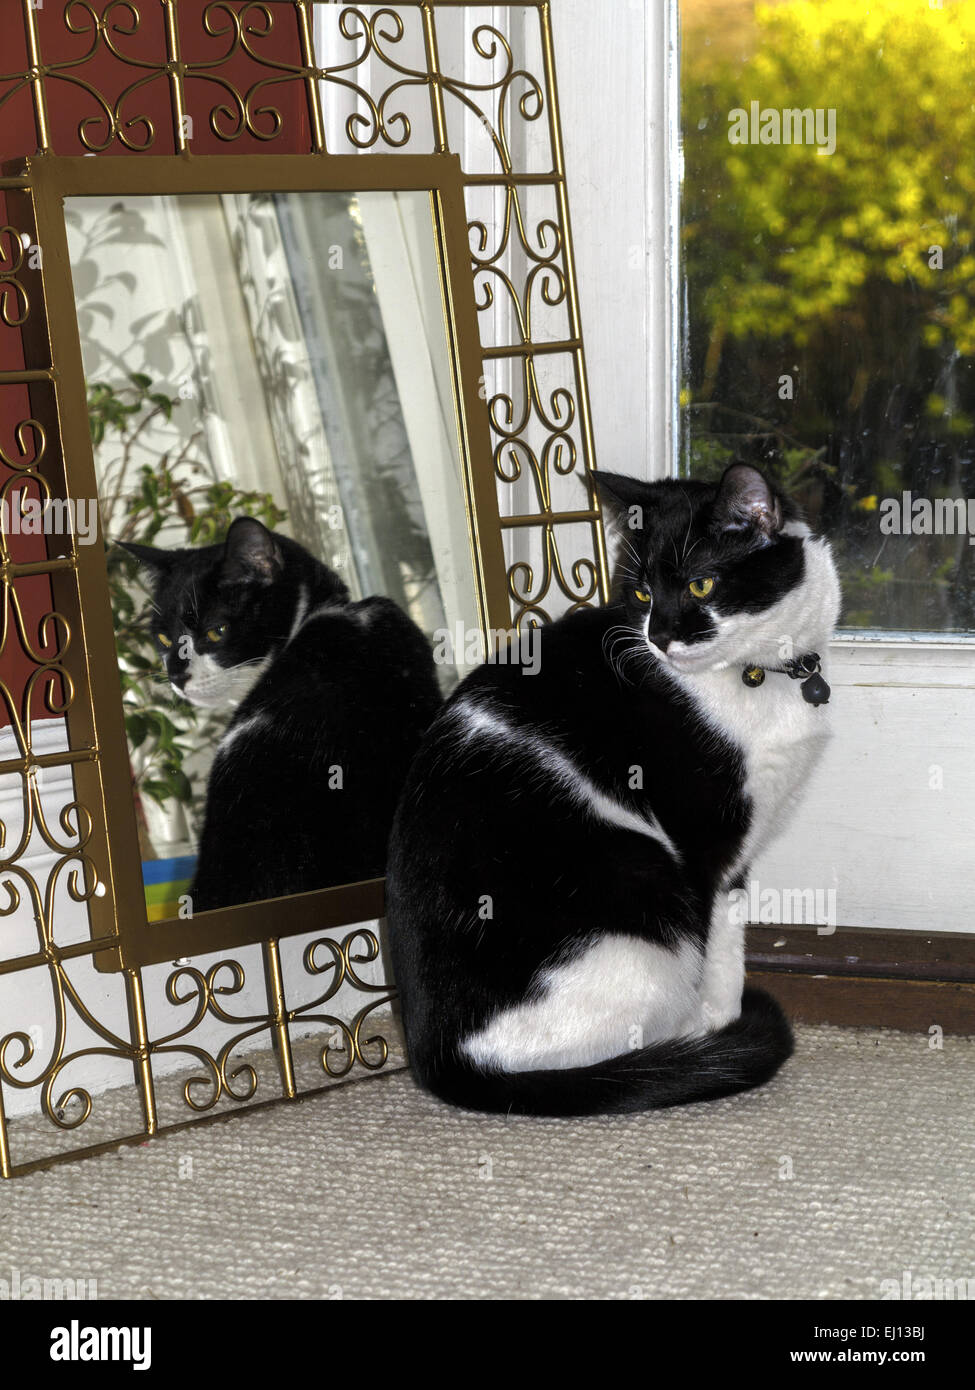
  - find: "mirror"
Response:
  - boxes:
[64,187,479,920]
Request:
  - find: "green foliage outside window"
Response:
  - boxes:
[682,0,975,629]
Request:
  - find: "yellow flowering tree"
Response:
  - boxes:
[682,0,975,626]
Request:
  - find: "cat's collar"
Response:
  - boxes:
[741,652,831,706]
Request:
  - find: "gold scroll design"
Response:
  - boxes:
[149,958,278,1111]
[32,2,169,152]
[436,22,546,177]
[311,11,546,161]
[333,15,547,170]
[0,531,93,988]
[467,184,568,348]
[505,524,599,628]
[0,871,122,1135]
[245,10,546,161]
[0,225,30,330]
[491,371,597,625]
[290,928,393,1080]
[0,50,36,131]
[179,2,306,144]
[185,4,424,148]
[0,414,75,771]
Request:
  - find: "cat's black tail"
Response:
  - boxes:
[414,988,793,1117]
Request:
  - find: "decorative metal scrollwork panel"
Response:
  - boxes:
[436,7,553,177]
[0,0,602,1174]
[0,957,146,1168]
[279,926,398,1092]
[313,4,437,154]
[464,181,570,350]
[36,2,174,155]
[141,946,283,1127]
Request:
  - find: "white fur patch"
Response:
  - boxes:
[663,534,841,872]
[461,935,704,1072]
[698,890,745,1031]
[179,647,268,709]
[216,714,266,759]
[288,583,309,643]
[457,703,680,861]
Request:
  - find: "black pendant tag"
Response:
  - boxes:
[800,672,831,706]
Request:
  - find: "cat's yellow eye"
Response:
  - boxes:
[207,625,227,643]
[688,577,715,599]
[157,632,173,649]
[633,588,652,604]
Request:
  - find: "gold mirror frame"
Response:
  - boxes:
[0,0,606,1176]
[18,150,509,976]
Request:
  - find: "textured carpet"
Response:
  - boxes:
[1,1021,972,1301]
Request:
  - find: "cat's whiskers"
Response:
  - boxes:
[618,642,657,684]
[682,534,706,566]
[600,625,633,684]
[602,624,654,687]
[617,535,643,571]
[222,657,267,674]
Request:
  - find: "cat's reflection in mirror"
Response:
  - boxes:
[121,518,443,912]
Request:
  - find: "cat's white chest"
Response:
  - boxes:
[681,664,831,875]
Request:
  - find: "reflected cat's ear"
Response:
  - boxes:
[115,540,174,575]
[221,516,283,585]
[712,463,783,541]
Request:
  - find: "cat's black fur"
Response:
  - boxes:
[122,518,442,911]
[386,464,839,1115]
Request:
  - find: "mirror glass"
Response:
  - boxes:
[65,188,477,920]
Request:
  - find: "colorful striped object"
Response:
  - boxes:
[142,855,197,923]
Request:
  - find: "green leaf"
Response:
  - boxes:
[125,713,149,749]
[149,393,175,420]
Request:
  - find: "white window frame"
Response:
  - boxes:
[557,0,975,935]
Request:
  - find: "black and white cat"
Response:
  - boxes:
[122,517,443,911]
[386,464,841,1115]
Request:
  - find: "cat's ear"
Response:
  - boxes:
[115,540,175,575]
[592,471,654,527]
[712,464,783,541]
[221,517,282,585]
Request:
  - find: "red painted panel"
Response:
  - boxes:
[35,2,176,156]
[178,1,311,154]
[1,17,53,735]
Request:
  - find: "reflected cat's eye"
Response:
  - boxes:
[689,577,714,599]
[207,625,227,643]
[157,632,173,648]
[634,588,652,604]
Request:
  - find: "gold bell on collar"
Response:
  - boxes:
[742,666,766,688]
